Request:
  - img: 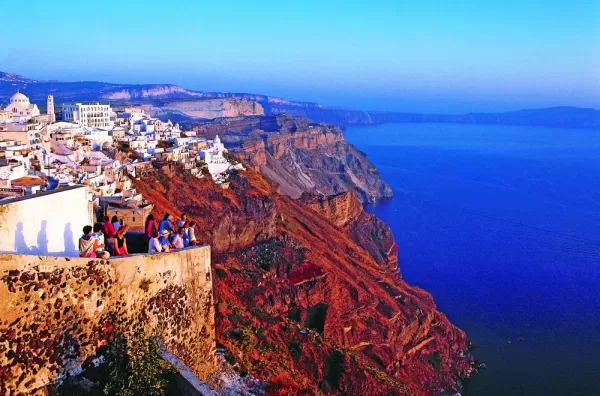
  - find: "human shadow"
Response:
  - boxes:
[63,223,77,255]
[37,220,48,255]
[14,222,30,254]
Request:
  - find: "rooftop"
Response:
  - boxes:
[0,184,86,205]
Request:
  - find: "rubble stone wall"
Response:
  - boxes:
[0,245,215,395]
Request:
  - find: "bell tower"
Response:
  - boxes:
[47,94,55,123]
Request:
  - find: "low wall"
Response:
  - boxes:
[0,245,215,395]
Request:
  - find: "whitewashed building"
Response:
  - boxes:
[61,103,114,128]
[3,92,41,122]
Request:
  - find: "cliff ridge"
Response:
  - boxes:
[133,165,474,395]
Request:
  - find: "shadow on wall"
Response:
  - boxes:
[37,220,48,255]
[11,221,79,257]
[64,223,77,255]
[14,222,29,254]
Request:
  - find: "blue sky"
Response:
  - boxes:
[1,0,598,113]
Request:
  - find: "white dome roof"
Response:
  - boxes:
[10,92,29,103]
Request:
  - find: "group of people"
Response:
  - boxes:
[78,212,199,258]
[78,216,129,259]
[145,213,199,254]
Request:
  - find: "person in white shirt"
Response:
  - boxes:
[172,227,185,249]
[147,229,162,254]
[188,221,198,245]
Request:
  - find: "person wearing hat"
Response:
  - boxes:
[158,229,173,252]
[158,214,174,238]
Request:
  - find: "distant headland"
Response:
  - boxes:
[2,71,599,129]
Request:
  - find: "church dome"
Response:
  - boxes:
[10,92,29,104]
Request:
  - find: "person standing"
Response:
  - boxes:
[177,213,188,228]
[111,216,121,232]
[158,214,174,237]
[187,221,199,245]
[144,214,156,250]
[102,215,116,253]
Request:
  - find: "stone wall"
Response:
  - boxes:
[0,245,215,395]
[0,186,93,257]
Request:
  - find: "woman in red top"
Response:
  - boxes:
[144,214,156,251]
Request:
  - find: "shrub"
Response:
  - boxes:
[104,326,175,396]
[239,326,257,351]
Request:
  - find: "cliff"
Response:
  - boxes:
[301,192,398,273]
[189,115,392,204]
[133,165,474,395]
[141,98,264,121]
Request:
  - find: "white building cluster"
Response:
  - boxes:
[1,90,243,211]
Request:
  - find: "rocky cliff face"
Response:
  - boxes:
[102,85,205,100]
[301,192,398,273]
[235,125,392,203]
[133,165,474,395]
[142,98,264,121]
[188,115,392,203]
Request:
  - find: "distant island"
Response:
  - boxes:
[2,71,599,129]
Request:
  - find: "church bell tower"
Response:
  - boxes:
[47,94,55,123]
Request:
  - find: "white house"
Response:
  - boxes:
[61,103,114,128]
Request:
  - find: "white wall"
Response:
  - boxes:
[0,186,93,256]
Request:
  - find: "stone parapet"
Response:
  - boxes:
[0,245,215,394]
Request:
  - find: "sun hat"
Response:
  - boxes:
[161,229,169,235]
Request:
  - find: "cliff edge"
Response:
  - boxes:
[133,165,474,395]
[192,115,393,204]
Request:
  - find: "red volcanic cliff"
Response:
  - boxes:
[134,165,474,395]
[301,192,399,273]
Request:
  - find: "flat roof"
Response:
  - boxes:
[0,184,87,205]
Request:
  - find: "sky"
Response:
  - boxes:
[0,0,599,113]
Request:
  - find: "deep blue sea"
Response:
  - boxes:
[344,123,600,396]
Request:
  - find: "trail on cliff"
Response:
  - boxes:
[134,164,473,395]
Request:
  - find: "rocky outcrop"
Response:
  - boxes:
[188,115,391,203]
[142,98,264,120]
[236,125,392,203]
[301,192,398,272]
[133,166,474,395]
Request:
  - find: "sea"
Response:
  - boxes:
[343,123,600,396]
